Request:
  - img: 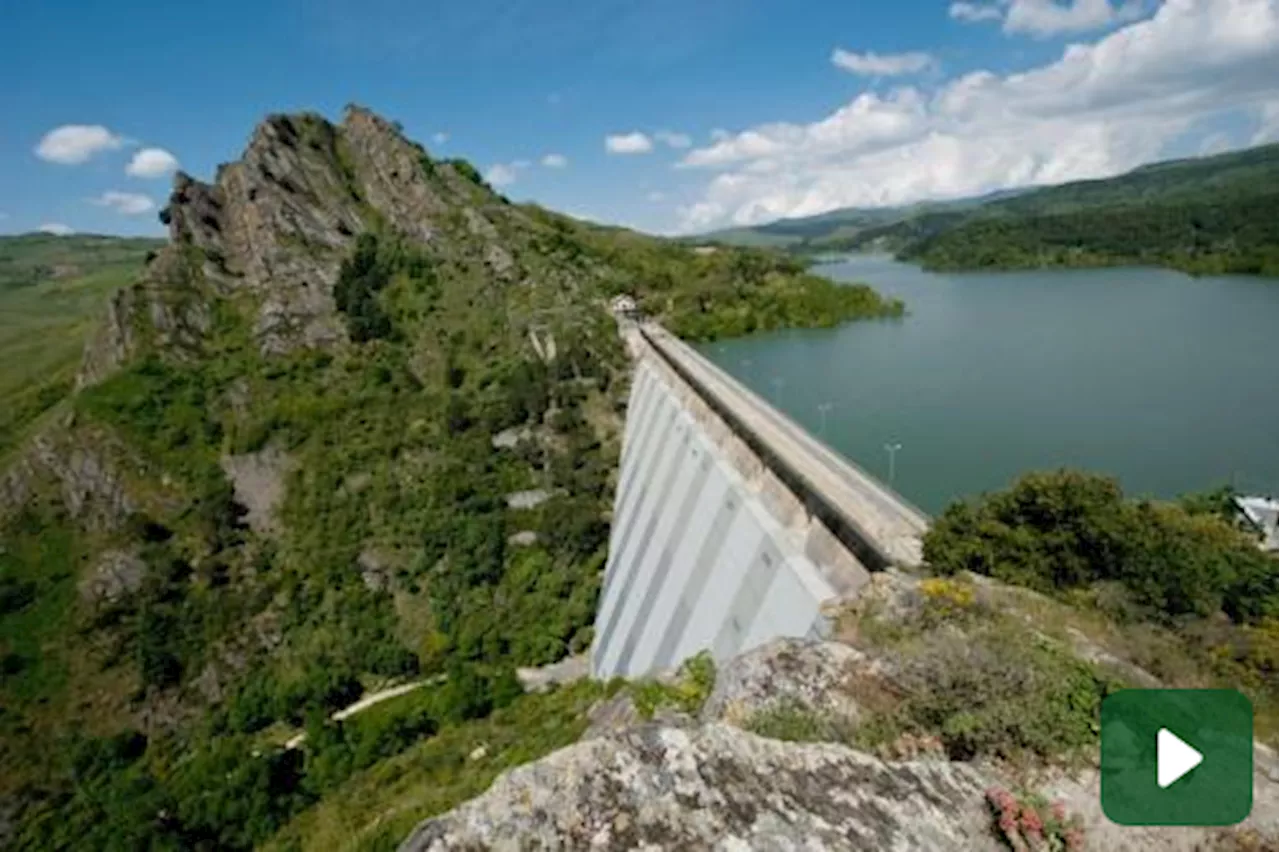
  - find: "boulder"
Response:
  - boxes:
[398,723,999,851]
[702,637,874,727]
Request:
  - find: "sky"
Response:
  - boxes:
[2,0,1276,237]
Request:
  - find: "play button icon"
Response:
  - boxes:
[1156,728,1203,788]
[1102,689,1252,826]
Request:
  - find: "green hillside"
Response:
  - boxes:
[0,108,900,850]
[703,144,1279,275]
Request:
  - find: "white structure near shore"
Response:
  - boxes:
[1235,495,1279,552]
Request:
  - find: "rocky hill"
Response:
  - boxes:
[0,105,900,849]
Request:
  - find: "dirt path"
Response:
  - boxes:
[284,679,431,749]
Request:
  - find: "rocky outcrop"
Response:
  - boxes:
[219,447,292,535]
[398,723,999,852]
[76,105,512,385]
[702,638,874,727]
[80,550,147,606]
[0,428,136,530]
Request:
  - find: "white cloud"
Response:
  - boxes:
[949,1,1003,22]
[35,124,125,164]
[125,147,179,178]
[39,223,74,236]
[678,0,1278,231]
[605,131,654,154]
[1005,0,1145,37]
[831,49,936,76]
[432,131,449,145]
[951,0,1147,36]
[91,191,155,215]
[541,153,569,168]
[655,130,693,149]
[646,191,666,202]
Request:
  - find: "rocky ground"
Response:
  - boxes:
[396,571,1280,851]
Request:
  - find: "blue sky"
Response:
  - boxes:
[2,0,1276,237]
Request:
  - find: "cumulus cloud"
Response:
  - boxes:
[1005,0,1145,36]
[647,191,666,202]
[949,2,1003,22]
[541,153,569,168]
[831,49,936,76]
[91,191,155,215]
[678,0,1278,231]
[35,124,125,164]
[951,0,1146,36]
[605,132,654,154]
[125,147,179,178]
[655,130,693,149]
[39,223,74,236]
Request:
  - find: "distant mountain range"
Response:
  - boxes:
[700,144,1279,276]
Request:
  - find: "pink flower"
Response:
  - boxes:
[1051,801,1067,822]
[1064,827,1086,850]
[986,787,1019,815]
[1020,805,1044,836]
[998,814,1018,836]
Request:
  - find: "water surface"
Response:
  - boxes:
[700,255,1278,514]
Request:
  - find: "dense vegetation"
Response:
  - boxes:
[704,143,1279,276]
[902,191,1278,275]
[0,109,903,850]
[925,470,1278,624]
[923,471,1278,738]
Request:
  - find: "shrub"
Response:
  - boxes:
[925,470,1278,625]
[745,699,855,744]
[883,620,1120,761]
[632,651,716,718]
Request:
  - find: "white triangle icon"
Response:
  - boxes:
[1157,728,1203,788]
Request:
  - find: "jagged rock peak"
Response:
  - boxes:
[78,105,499,385]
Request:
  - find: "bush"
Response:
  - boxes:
[334,232,394,342]
[632,651,716,718]
[925,470,1278,625]
[890,623,1118,760]
[745,699,856,744]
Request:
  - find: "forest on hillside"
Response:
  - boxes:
[705,144,1280,276]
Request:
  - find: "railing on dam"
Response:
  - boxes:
[638,323,928,572]
[590,318,929,679]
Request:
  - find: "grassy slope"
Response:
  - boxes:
[0,235,162,456]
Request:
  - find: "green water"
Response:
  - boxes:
[700,255,1278,515]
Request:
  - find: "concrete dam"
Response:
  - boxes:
[590,322,931,679]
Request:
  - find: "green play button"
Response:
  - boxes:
[1101,689,1253,826]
